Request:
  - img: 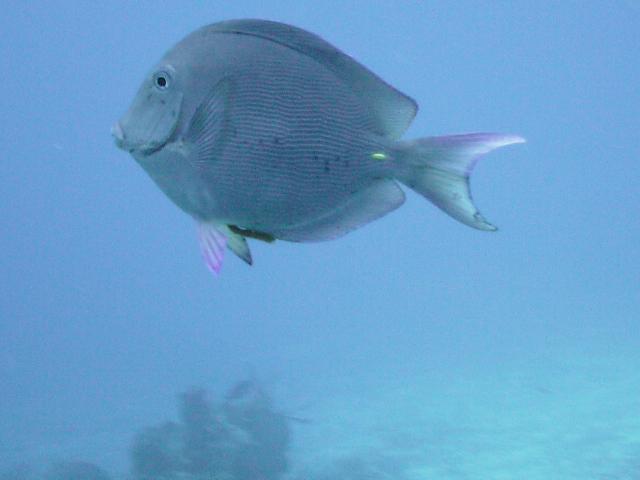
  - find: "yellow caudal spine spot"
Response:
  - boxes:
[371,152,388,161]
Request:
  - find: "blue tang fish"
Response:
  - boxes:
[113,19,524,275]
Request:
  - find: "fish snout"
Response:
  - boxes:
[111,122,130,151]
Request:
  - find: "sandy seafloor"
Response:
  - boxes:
[3,338,639,479]
[285,342,640,480]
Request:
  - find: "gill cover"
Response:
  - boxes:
[116,67,184,154]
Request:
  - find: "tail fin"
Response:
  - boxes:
[395,133,525,230]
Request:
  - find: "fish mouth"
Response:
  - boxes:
[111,121,164,155]
[111,122,130,150]
[111,122,135,153]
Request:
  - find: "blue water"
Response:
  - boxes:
[1,2,638,479]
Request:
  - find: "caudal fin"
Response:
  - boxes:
[396,133,525,230]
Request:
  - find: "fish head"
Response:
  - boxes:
[112,64,184,155]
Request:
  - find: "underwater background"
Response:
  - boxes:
[1,1,638,478]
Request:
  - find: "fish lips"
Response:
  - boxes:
[111,121,166,155]
[111,121,130,150]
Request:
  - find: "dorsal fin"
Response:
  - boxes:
[204,19,417,139]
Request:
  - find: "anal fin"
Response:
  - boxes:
[271,179,405,242]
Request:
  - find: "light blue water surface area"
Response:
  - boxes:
[1,1,639,479]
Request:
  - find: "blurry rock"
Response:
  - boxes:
[179,388,230,477]
[130,421,182,480]
[128,381,292,480]
[223,380,290,480]
[224,380,255,402]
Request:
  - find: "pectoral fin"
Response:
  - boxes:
[185,77,234,167]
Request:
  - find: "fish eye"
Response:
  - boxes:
[153,71,171,90]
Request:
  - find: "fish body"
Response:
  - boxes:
[113,20,524,274]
